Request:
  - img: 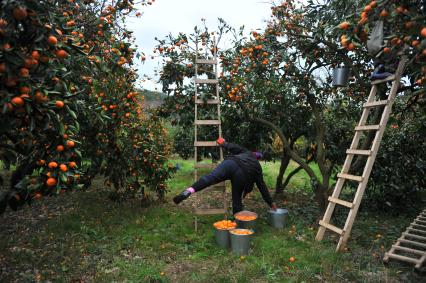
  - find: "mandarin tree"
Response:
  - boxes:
[0,0,174,213]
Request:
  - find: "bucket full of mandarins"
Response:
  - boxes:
[229,228,254,256]
[234,210,258,231]
[213,220,237,249]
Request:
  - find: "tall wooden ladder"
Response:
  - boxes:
[193,36,227,231]
[383,208,426,270]
[315,56,407,251]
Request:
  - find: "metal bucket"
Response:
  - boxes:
[234,211,258,231]
[229,229,254,256]
[268,208,289,229]
[332,67,350,87]
[214,228,230,249]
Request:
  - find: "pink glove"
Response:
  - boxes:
[216,137,225,145]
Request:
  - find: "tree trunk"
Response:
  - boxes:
[314,183,330,216]
[275,154,291,195]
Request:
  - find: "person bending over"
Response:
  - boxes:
[173,138,277,215]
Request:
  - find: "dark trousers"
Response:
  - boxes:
[191,159,246,215]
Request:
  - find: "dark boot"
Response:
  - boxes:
[173,190,191,204]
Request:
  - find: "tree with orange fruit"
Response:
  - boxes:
[157,0,424,214]
[0,0,174,214]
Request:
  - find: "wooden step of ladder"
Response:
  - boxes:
[193,35,227,231]
[383,208,426,270]
[315,56,408,252]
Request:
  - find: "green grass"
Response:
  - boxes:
[0,159,423,282]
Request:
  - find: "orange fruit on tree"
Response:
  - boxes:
[46,177,57,187]
[13,6,28,21]
[34,192,42,199]
[11,97,24,107]
[289,256,296,263]
[339,22,350,30]
[379,10,389,18]
[66,20,75,27]
[396,6,405,14]
[55,100,64,108]
[19,67,29,77]
[19,86,30,94]
[69,161,77,168]
[31,50,40,59]
[56,145,64,152]
[405,21,414,29]
[66,140,75,148]
[0,62,6,73]
[347,43,355,51]
[412,40,420,47]
[421,27,426,38]
[364,5,372,13]
[35,91,47,103]
[47,35,58,45]
[39,55,49,63]
[48,161,58,168]
[59,164,67,172]
[383,47,391,53]
[56,49,68,59]
[36,159,46,166]
[340,35,348,46]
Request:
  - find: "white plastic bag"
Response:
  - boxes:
[367,20,384,56]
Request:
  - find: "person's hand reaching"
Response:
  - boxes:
[216,137,225,145]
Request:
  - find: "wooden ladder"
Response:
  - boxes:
[315,56,408,251]
[193,36,227,230]
[383,208,426,270]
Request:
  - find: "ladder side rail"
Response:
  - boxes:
[336,57,407,251]
[316,85,379,241]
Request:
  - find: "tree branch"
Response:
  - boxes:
[251,116,320,182]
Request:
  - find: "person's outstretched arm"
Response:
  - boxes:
[255,176,276,210]
[217,138,248,155]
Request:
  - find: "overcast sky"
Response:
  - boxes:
[126,0,274,91]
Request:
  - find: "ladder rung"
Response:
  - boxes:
[195,99,220,104]
[196,59,217,64]
[346,149,372,156]
[337,173,363,182]
[412,223,426,229]
[384,252,420,264]
[319,220,344,235]
[371,74,396,85]
[355,125,381,131]
[195,208,226,215]
[415,219,426,225]
[194,120,221,125]
[328,197,354,208]
[194,79,218,84]
[194,141,217,147]
[403,232,426,241]
[392,245,425,255]
[363,100,389,108]
[194,163,217,169]
[398,238,426,248]
[408,227,426,234]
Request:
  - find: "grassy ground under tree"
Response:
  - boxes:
[0,159,424,282]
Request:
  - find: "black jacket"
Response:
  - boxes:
[222,142,273,207]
